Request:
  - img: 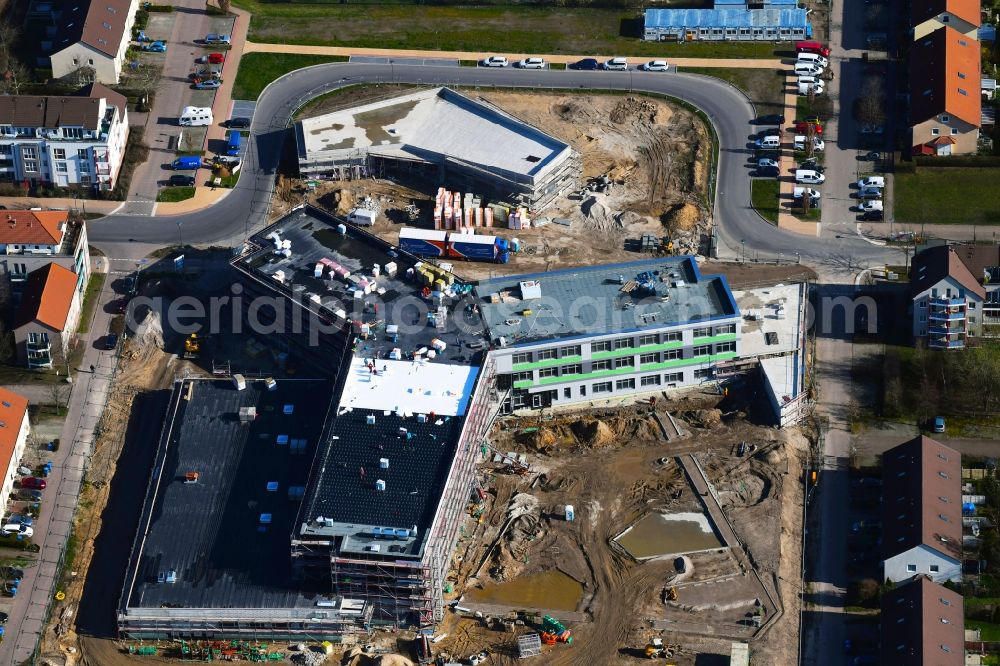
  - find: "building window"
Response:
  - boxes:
[591,340,610,353]
[539,367,558,379]
[664,349,681,360]
[560,364,582,376]
[640,375,661,387]
[560,345,581,358]
[638,334,658,346]
[941,14,949,21]
[929,565,940,573]
[80,161,90,173]
[694,368,713,379]
[613,337,634,350]
[23,146,37,159]
[512,371,532,383]
[716,324,736,335]
[537,349,556,361]
[64,127,83,139]
[931,128,940,136]
[665,372,683,383]
[663,331,681,342]
[692,327,711,338]
[969,303,977,309]
[592,360,611,372]
[55,162,68,173]
[951,128,959,135]
[715,341,736,354]
[693,345,711,357]
[919,300,927,308]
[614,356,634,369]
[941,114,950,122]
[53,148,66,159]
[640,352,659,364]
[593,382,612,394]
[919,315,927,322]
[579,385,586,396]
[81,174,91,185]
[77,148,88,159]
[615,378,635,390]
[512,352,532,364]
[23,159,37,172]
[563,387,571,399]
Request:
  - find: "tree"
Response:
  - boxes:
[848,578,881,607]
[64,66,97,89]
[218,0,231,14]
[0,59,30,95]
[0,320,13,364]
[856,77,886,128]
[123,62,161,108]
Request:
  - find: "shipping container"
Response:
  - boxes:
[448,233,509,263]
[399,228,448,257]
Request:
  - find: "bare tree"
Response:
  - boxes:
[856,77,886,127]
[218,0,231,14]
[123,62,161,107]
[64,66,97,89]
[0,59,30,95]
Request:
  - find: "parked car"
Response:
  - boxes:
[20,477,45,490]
[796,40,831,57]
[858,200,883,213]
[796,53,829,68]
[16,489,42,502]
[204,33,231,45]
[480,55,508,67]
[105,332,119,350]
[757,158,779,170]
[794,169,826,184]
[0,611,8,624]
[168,174,195,187]
[794,136,825,151]
[571,58,600,70]
[640,60,669,72]
[857,186,882,200]
[193,79,222,90]
[793,187,821,202]
[141,40,166,53]
[857,176,885,189]
[860,209,884,221]
[603,57,628,70]
[517,57,546,69]
[793,62,824,77]
[206,52,225,64]
[5,515,31,527]
[860,124,884,135]
[794,120,823,134]
[933,416,946,433]
[172,156,202,170]
[2,524,32,538]
[227,116,251,129]
[755,114,785,125]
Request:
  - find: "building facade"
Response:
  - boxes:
[13,263,83,368]
[474,257,741,411]
[643,6,811,41]
[0,84,129,191]
[910,244,986,349]
[49,0,140,84]
[880,577,964,664]
[881,436,963,584]
[0,388,30,517]
[0,212,90,305]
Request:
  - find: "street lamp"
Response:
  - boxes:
[177,221,183,247]
[741,239,746,264]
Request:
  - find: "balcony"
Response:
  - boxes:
[930,338,966,349]
[26,340,51,352]
[928,309,966,321]
[928,324,966,336]
[930,297,966,307]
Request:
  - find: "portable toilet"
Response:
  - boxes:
[565,505,575,521]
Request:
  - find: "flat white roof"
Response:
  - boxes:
[338,357,479,417]
[733,283,805,359]
[759,355,801,404]
[298,87,572,183]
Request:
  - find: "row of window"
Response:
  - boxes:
[512,342,735,382]
[653,27,804,38]
[511,326,736,365]
[592,370,711,394]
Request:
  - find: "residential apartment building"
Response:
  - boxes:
[0,211,90,304]
[13,263,83,369]
[474,257,741,411]
[881,436,962,584]
[48,0,141,84]
[911,244,985,349]
[880,577,964,665]
[0,83,130,192]
[0,388,30,517]
[909,27,981,156]
[912,0,979,40]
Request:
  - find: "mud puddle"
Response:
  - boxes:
[465,569,583,611]
[616,511,722,560]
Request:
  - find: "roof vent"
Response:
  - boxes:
[379,458,389,469]
[375,479,386,491]
[366,414,376,425]
[102,21,110,28]
[283,404,294,414]
[1,401,9,408]
[184,471,199,483]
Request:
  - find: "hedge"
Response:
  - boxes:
[913,155,1000,168]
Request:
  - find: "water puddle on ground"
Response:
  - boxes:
[465,569,583,611]
[616,511,722,560]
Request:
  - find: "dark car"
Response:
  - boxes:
[20,477,45,490]
[105,333,118,350]
[859,209,884,222]
[227,116,251,129]
[17,489,42,501]
[0,611,8,624]
[168,174,194,187]
[755,114,785,125]
[570,58,600,70]
[0,567,23,581]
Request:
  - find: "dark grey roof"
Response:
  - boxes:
[297,406,466,557]
[125,379,336,610]
[880,577,964,665]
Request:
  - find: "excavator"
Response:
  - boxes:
[184,333,201,359]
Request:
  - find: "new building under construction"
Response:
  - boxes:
[295,87,581,209]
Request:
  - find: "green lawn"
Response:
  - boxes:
[76,272,106,335]
[233,0,781,59]
[969,620,1000,641]
[232,53,349,100]
[895,168,1000,225]
[682,67,786,115]
[751,178,780,223]
[156,186,196,203]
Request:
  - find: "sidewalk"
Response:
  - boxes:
[776,82,821,237]
[0,257,123,665]
[243,41,783,70]
[0,197,121,214]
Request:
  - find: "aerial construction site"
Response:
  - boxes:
[49,85,812,666]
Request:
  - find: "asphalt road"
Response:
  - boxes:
[87,62,897,269]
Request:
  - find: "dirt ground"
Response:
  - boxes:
[286,89,714,280]
[427,388,809,666]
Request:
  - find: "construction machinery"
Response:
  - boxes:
[183,333,201,359]
[645,637,680,659]
[666,586,678,602]
[542,615,572,644]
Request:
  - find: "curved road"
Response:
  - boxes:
[89,62,894,268]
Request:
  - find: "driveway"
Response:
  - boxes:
[117,3,237,216]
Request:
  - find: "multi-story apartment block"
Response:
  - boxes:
[47,0,140,85]
[911,244,988,349]
[0,388,30,517]
[474,257,740,410]
[0,211,90,305]
[0,83,129,192]
[13,263,83,369]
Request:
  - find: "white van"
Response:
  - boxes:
[755,135,781,149]
[796,52,829,68]
[794,135,825,151]
[795,169,826,184]
[793,62,823,76]
[603,57,628,71]
[797,80,825,95]
[179,106,213,127]
[857,176,886,189]
[346,208,376,226]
